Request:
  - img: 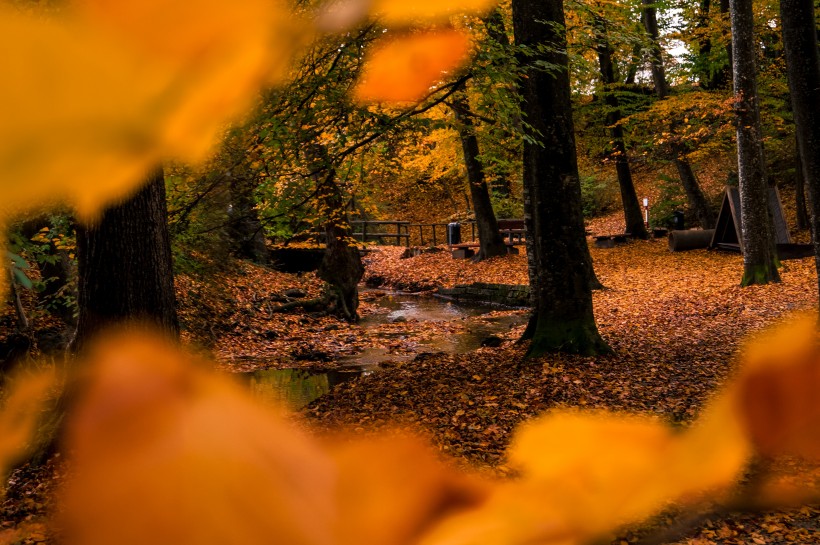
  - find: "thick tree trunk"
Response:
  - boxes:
[513,0,609,357]
[730,0,780,285]
[72,168,179,353]
[595,18,648,240]
[308,144,364,322]
[780,0,820,300]
[316,174,364,322]
[641,0,716,229]
[450,92,507,261]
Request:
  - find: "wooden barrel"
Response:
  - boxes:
[668,229,715,252]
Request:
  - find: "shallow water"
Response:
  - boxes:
[240,292,527,409]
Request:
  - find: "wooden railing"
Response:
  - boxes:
[346,219,527,247]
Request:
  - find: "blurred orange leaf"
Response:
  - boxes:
[371,0,496,24]
[354,30,470,103]
[733,315,820,460]
[0,371,55,479]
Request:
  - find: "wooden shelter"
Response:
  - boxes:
[710,186,792,252]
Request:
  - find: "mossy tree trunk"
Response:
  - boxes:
[729,0,781,286]
[512,0,609,357]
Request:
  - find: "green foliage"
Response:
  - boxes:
[490,195,524,219]
[650,174,687,228]
[580,174,618,218]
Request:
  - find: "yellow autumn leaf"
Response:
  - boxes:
[333,435,489,545]
[0,0,305,224]
[60,331,336,545]
[354,30,470,103]
[420,409,749,545]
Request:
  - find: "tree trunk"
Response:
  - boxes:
[730,0,780,285]
[795,142,810,231]
[450,91,508,261]
[227,171,268,263]
[72,168,179,353]
[641,0,668,98]
[780,0,820,299]
[641,0,716,229]
[512,0,609,357]
[308,144,364,322]
[594,17,648,239]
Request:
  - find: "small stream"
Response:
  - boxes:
[239,291,527,409]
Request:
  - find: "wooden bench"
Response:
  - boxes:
[449,241,522,259]
[593,233,632,248]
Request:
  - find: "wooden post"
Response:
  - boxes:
[362,221,367,243]
[418,225,424,246]
[432,225,437,246]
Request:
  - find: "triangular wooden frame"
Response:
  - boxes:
[709,186,791,253]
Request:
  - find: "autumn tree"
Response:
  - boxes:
[512,0,609,356]
[729,0,780,285]
[593,15,648,239]
[780,0,820,301]
[449,88,508,260]
[640,0,716,229]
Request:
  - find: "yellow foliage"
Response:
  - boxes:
[354,30,471,103]
[0,1,304,223]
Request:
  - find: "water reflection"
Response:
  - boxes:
[238,367,366,409]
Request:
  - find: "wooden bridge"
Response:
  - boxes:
[350,219,527,248]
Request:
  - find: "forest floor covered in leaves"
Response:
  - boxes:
[2,236,820,544]
[309,239,820,544]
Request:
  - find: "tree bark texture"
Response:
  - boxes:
[641,0,669,98]
[72,168,179,353]
[780,0,820,300]
[450,91,508,261]
[595,18,649,240]
[796,147,810,230]
[730,0,781,285]
[512,0,609,357]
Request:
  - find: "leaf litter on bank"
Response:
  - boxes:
[311,239,820,543]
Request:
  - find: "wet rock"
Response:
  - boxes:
[389,315,407,323]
